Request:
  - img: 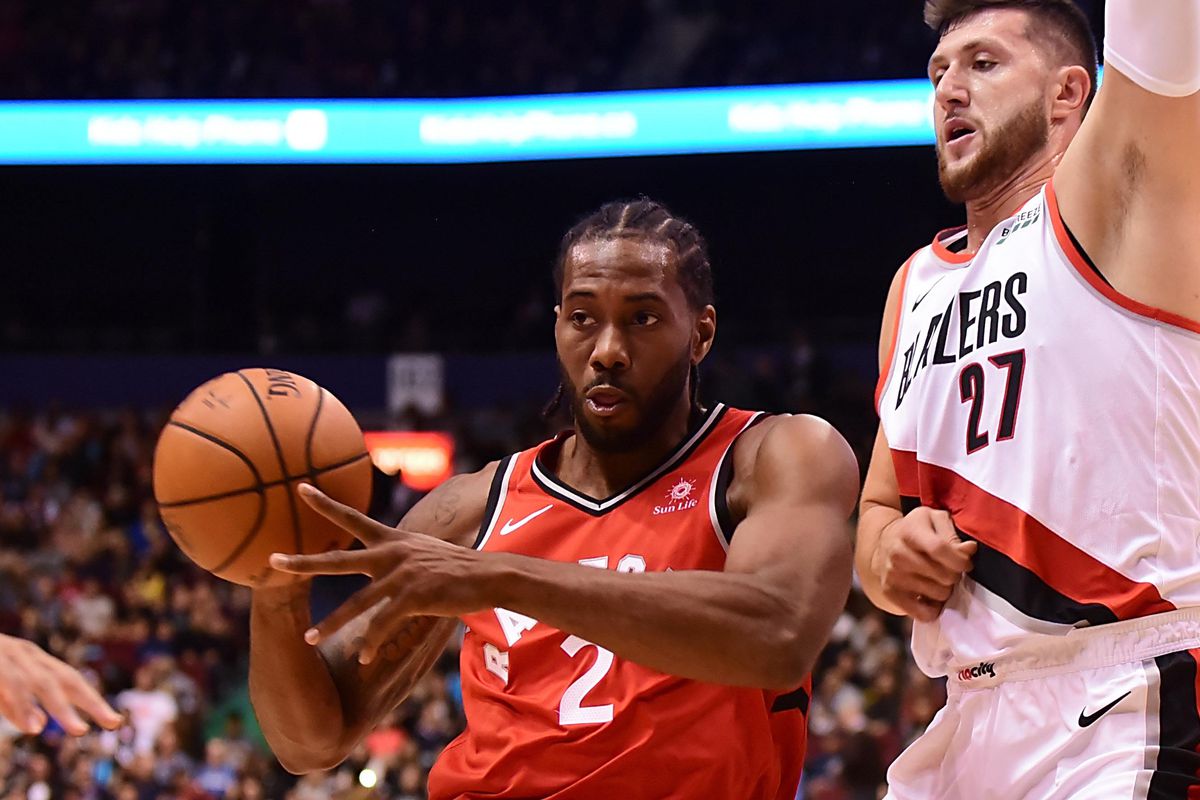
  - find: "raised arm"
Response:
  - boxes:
[1054,0,1200,318]
[278,415,858,691]
[249,463,494,774]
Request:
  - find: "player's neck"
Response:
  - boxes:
[963,151,1062,252]
[560,400,696,499]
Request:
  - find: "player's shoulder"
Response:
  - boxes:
[729,414,858,511]
[399,460,502,547]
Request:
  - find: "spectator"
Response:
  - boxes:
[115,665,178,758]
[193,739,237,799]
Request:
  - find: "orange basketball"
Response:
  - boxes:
[152,368,372,587]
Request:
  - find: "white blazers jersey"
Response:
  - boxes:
[876,181,1200,679]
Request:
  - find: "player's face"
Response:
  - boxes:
[555,238,714,454]
[928,9,1054,202]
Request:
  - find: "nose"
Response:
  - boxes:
[590,323,629,373]
[935,64,970,114]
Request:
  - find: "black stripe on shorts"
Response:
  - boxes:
[1148,649,1200,798]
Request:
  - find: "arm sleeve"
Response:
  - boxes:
[1104,0,1200,97]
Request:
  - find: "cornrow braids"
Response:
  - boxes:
[553,198,714,311]
[543,198,713,422]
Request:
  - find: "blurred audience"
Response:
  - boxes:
[0,343,939,797]
[0,0,976,101]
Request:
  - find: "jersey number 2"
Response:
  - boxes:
[487,554,646,727]
[959,349,1025,454]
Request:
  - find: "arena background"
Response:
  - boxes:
[0,2,1104,798]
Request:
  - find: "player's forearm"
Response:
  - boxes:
[855,502,907,616]
[249,583,348,773]
[481,554,823,690]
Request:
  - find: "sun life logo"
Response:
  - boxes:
[654,478,699,516]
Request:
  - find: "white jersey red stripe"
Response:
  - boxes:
[876,181,1200,678]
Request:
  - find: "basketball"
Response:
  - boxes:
[152,368,373,587]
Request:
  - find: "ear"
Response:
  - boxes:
[692,305,716,365]
[1050,64,1090,122]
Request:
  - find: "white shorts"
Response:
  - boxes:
[885,607,1200,799]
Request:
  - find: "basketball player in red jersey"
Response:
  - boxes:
[858,0,1200,796]
[248,200,859,799]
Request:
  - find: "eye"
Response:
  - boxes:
[569,310,593,326]
[632,311,659,327]
[931,70,945,86]
[974,59,996,71]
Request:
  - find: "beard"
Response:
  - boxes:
[937,99,1049,204]
[562,350,693,455]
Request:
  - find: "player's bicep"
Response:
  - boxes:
[723,417,858,581]
[396,462,499,547]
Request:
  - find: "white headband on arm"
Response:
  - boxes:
[1104,0,1200,97]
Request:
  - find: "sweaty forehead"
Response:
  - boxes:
[562,237,680,291]
[932,7,1032,61]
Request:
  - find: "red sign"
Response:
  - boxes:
[363,431,455,490]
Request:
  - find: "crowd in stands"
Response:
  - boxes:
[0,341,936,799]
[0,0,1104,101]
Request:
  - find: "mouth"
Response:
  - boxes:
[584,386,629,417]
[943,119,978,153]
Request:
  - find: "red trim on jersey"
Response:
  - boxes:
[918,460,1177,621]
[875,253,917,414]
[1046,180,1200,335]
[888,448,920,498]
[931,226,975,265]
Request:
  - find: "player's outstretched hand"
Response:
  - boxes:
[270,484,485,664]
[872,507,976,622]
[0,634,123,736]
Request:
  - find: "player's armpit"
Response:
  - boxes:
[722,414,858,682]
[1054,2,1200,319]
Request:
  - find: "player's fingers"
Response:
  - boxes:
[926,520,976,572]
[883,571,954,603]
[910,596,945,623]
[305,586,389,645]
[297,484,390,546]
[27,672,88,736]
[0,681,45,735]
[269,550,373,576]
[886,546,961,588]
[357,611,420,666]
[906,550,965,586]
[884,589,942,622]
[928,510,968,549]
[54,665,122,730]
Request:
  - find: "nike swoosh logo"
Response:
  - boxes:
[499,504,553,536]
[1078,690,1131,727]
[911,275,949,312]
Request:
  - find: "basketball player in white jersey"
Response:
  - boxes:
[857,0,1200,796]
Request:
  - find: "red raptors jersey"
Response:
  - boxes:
[428,404,810,800]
